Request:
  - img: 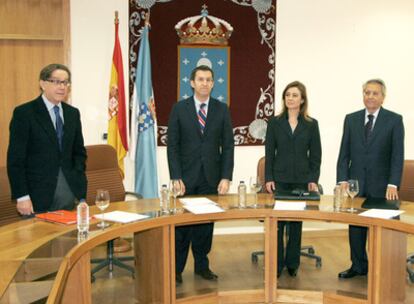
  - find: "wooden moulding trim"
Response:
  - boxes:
[323,290,367,304]
[277,289,323,304]
[174,289,365,304]
[0,34,64,41]
[176,290,263,304]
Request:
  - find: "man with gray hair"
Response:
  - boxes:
[336,78,404,279]
[7,63,87,215]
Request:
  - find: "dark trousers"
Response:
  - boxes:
[175,171,217,274]
[49,169,75,211]
[348,181,370,274]
[278,221,302,271]
[276,182,306,271]
[349,225,368,273]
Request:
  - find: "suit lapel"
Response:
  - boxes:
[279,114,293,137]
[354,110,366,145]
[33,97,59,148]
[203,99,217,136]
[185,97,202,137]
[62,102,75,152]
[293,117,306,137]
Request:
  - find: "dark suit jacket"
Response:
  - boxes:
[336,107,404,197]
[7,96,87,212]
[265,114,322,184]
[167,97,234,188]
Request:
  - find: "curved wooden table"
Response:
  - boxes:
[1,194,413,304]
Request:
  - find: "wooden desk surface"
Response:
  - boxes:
[1,194,413,303]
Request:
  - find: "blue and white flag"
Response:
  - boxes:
[178,46,230,105]
[130,25,158,198]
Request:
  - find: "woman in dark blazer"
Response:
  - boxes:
[265,81,322,277]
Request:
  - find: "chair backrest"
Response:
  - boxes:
[85,145,125,205]
[257,156,266,193]
[400,160,414,201]
[0,166,20,226]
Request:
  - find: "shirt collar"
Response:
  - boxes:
[42,94,62,112]
[194,95,210,109]
[365,108,380,120]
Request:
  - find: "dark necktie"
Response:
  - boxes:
[198,103,207,133]
[53,106,64,150]
[365,114,374,140]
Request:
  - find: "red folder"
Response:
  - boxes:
[35,210,77,225]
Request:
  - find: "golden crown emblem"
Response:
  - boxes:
[175,5,234,46]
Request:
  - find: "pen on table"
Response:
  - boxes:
[47,211,64,215]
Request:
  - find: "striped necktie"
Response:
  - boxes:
[198,103,207,133]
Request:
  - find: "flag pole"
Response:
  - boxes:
[145,11,150,27]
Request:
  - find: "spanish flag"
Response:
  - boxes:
[107,12,128,177]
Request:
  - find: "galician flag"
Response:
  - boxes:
[130,24,158,198]
[107,12,128,176]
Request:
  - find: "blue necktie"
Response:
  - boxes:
[53,106,64,150]
[198,103,207,133]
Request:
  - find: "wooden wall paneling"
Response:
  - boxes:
[0,0,70,167]
[0,0,63,38]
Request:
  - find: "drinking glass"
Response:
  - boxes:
[169,180,182,214]
[347,179,359,212]
[96,189,110,228]
[249,176,262,208]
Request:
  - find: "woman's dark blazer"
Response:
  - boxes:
[265,114,322,185]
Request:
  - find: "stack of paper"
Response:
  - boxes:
[94,211,149,223]
[358,209,404,219]
[274,201,306,211]
[180,197,224,214]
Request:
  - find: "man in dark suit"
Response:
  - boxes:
[337,79,404,279]
[167,65,234,284]
[7,63,87,215]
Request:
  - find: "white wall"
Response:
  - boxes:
[71,0,414,194]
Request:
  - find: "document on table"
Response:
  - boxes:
[94,211,149,223]
[274,201,306,211]
[180,197,224,214]
[358,209,404,219]
[180,197,218,206]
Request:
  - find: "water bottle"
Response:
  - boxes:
[333,184,344,211]
[238,181,247,208]
[77,200,89,235]
[160,184,170,214]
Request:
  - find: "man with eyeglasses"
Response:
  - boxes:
[336,79,404,279]
[7,63,87,215]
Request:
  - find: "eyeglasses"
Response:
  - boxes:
[46,79,71,87]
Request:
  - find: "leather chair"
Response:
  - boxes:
[399,160,414,282]
[251,157,322,268]
[0,166,20,226]
[85,144,141,280]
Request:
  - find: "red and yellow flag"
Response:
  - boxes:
[108,12,128,177]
